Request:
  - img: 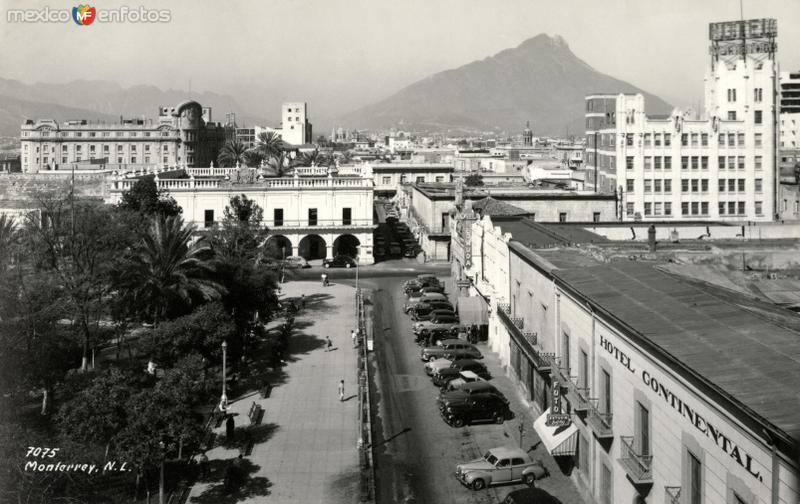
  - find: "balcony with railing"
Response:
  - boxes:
[665,487,681,504]
[565,379,590,411]
[586,400,613,438]
[618,436,653,484]
[496,305,553,372]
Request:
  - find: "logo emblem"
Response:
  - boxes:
[72,5,96,25]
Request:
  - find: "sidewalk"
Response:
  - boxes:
[187,280,361,504]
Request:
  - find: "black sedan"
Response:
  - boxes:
[323,255,357,268]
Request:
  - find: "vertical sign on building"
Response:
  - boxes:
[546,380,571,427]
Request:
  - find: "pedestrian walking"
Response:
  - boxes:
[338,379,345,401]
[325,336,333,352]
[198,452,209,479]
[321,273,329,286]
[226,414,235,440]
[351,328,358,347]
[300,294,306,309]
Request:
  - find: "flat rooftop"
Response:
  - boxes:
[554,260,800,447]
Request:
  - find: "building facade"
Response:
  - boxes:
[372,163,454,195]
[280,102,312,146]
[20,101,227,174]
[779,71,800,180]
[107,167,375,263]
[585,19,779,222]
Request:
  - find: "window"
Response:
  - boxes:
[664,202,672,216]
[719,179,726,192]
[626,203,634,216]
[754,110,763,125]
[737,133,745,147]
[718,134,725,147]
[559,212,567,223]
[561,332,570,370]
[637,402,650,456]
[728,111,737,121]
[601,369,611,415]
[204,210,214,228]
[718,156,725,170]
[755,201,763,215]
[626,134,633,146]
[691,133,698,147]
[654,157,662,170]
[644,133,651,147]
[664,180,672,193]
[593,212,600,223]
[691,179,699,192]
[719,202,726,215]
[664,156,672,169]
[755,156,763,170]
[654,134,662,147]
[701,179,708,192]
[654,179,662,192]
[644,202,652,216]
[601,463,613,504]
[644,180,652,193]
[728,156,735,170]
[681,156,689,170]
[688,451,702,504]
[701,202,709,215]
[626,156,634,170]
[728,133,735,147]
[738,179,745,192]
[691,202,699,215]
[435,176,444,183]
[728,179,736,192]
[342,207,352,225]
[701,133,708,146]
[701,156,708,170]
[755,133,762,147]
[654,202,662,215]
[274,208,284,227]
[681,133,688,147]
[382,176,391,185]
[644,157,652,170]
[738,201,745,215]
[727,88,737,102]
[308,208,318,226]
[691,156,699,170]
[682,180,690,193]
[626,179,634,192]
[754,88,763,102]
[664,133,671,146]
[755,178,763,192]
[416,176,425,183]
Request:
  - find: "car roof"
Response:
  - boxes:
[417,274,438,280]
[459,370,480,379]
[459,381,495,392]
[420,293,447,300]
[488,447,529,459]
[440,338,467,345]
[452,358,482,365]
[503,488,560,504]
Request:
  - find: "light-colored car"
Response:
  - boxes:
[455,447,549,491]
[420,339,481,362]
[283,256,310,269]
[424,358,454,376]
[440,370,485,393]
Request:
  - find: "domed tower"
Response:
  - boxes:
[523,121,533,146]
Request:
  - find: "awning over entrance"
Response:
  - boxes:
[457,296,489,326]
[533,409,578,456]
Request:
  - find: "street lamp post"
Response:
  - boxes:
[220,341,228,411]
[355,252,360,291]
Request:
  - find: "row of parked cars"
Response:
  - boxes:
[402,274,552,499]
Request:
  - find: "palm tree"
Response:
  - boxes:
[0,214,19,272]
[217,140,248,168]
[255,131,284,161]
[264,150,290,177]
[119,215,224,324]
[337,151,354,164]
[243,150,265,169]
[296,149,321,167]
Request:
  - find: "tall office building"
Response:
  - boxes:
[779,71,800,179]
[280,102,312,146]
[585,19,778,221]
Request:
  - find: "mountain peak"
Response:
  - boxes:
[518,33,570,52]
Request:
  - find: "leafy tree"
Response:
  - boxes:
[217,139,248,167]
[464,174,484,187]
[117,215,224,324]
[224,194,263,225]
[0,214,19,272]
[207,195,268,265]
[118,176,182,217]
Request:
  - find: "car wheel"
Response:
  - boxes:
[346,263,351,268]
[451,417,465,428]
[471,478,485,491]
[493,412,505,424]
[523,473,536,486]
[450,327,460,336]
[324,263,330,268]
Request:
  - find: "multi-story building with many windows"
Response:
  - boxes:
[19,100,227,174]
[779,71,800,179]
[585,19,778,222]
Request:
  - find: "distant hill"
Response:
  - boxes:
[339,34,672,135]
[0,78,266,136]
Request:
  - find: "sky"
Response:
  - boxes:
[0,0,798,126]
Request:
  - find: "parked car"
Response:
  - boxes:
[413,308,456,322]
[403,247,422,258]
[283,256,311,269]
[431,367,464,387]
[323,255,357,268]
[449,358,489,378]
[439,370,486,391]
[500,488,562,504]
[420,285,446,294]
[420,339,481,362]
[415,327,455,346]
[441,393,511,427]
[410,301,455,320]
[389,244,402,256]
[455,447,550,490]
[413,315,460,335]
[419,292,448,304]
[438,381,502,409]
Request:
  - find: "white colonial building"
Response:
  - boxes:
[107,165,376,263]
[585,19,779,222]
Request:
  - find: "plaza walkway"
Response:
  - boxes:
[187,280,361,504]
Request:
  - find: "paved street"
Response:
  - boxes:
[188,280,361,504]
[360,275,588,504]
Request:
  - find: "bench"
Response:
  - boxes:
[248,402,263,426]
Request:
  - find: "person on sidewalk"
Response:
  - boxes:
[226,414,235,440]
[198,452,209,479]
[300,294,306,310]
[351,329,358,348]
[325,336,333,352]
[338,379,345,401]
